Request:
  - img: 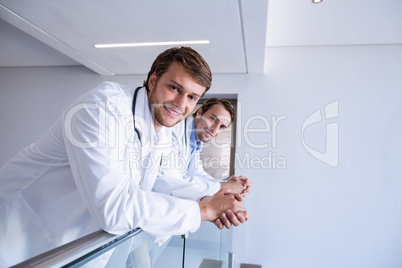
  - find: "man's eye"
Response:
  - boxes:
[170,86,178,91]
[220,125,227,130]
[189,95,197,101]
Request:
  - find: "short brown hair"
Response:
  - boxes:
[143,47,212,96]
[194,98,235,124]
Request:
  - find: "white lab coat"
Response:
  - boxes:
[163,117,221,197]
[0,82,202,267]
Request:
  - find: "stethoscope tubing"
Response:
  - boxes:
[132,86,143,142]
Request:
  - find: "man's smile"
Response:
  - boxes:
[163,104,183,118]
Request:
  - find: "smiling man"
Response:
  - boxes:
[0,47,248,267]
[165,98,252,199]
[147,62,204,129]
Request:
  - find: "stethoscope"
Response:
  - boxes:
[132,86,143,143]
[184,117,188,148]
[132,86,163,178]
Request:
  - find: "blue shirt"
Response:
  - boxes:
[189,122,203,159]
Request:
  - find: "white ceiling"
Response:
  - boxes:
[0,0,267,75]
[266,0,402,47]
[1,0,401,76]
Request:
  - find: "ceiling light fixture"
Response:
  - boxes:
[312,0,323,3]
[94,40,210,48]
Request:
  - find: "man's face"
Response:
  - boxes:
[148,62,206,131]
[194,104,231,143]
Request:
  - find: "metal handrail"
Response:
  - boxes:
[11,228,142,268]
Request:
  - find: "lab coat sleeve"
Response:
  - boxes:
[185,152,221,196]
[152,169,207,201]
[61,98,200,244]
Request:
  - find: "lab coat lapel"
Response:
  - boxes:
[141,150,161,191]
[133,88,151,161]
[130,87,172,191]
[185,117,194,160]
[128,88,151,186]
[141,126,172,191]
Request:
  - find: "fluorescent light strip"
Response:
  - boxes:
[95,40,210,48]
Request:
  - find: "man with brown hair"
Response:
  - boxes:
[193,98,251,196]
[0,47,247,267]
[160,98,251,202]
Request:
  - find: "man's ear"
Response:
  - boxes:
[148,72,157,92]
[196,108,203,118]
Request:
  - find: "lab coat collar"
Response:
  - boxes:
[133,87,171,150]
[132,87,171,191]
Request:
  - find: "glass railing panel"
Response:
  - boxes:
[154,221,233,268]
[184,222,233,268]
[153,235,185,268]
[11,223,233,268]
[11,228,142,268]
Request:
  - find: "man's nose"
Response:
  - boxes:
[173,95,186,111]
[211,122,219,133]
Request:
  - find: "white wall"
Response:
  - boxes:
[225,44,402,268]
[0,67,143,165]
[1,43,402,267]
